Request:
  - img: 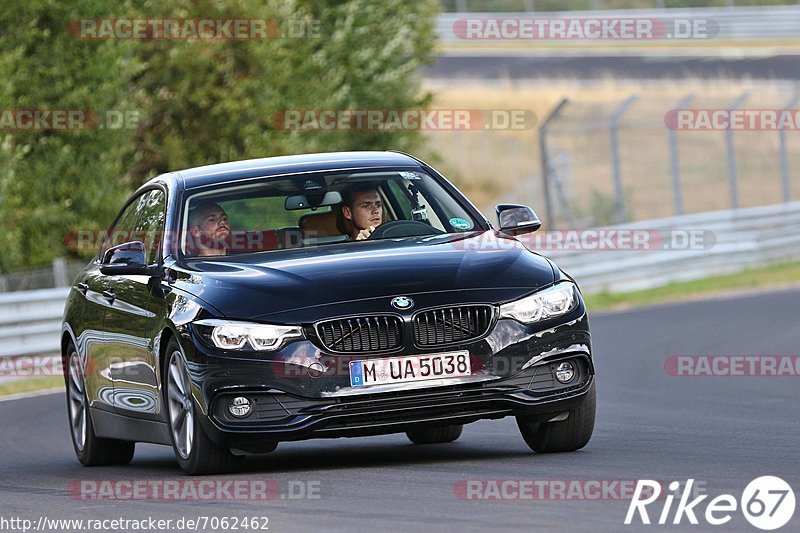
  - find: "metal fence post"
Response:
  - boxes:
[669,94,694,216]
[539,98,569,227]
[609,95,638,224]
[52,257,69,288]
[725,92,749,209]
[779,90,799,203]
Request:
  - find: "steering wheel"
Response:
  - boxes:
[367,220,444,240]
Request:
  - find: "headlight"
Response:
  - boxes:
[193,319,304,351]
[499,282,578,324]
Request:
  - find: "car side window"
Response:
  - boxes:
[384,180,412,221]
[136,190,166,264]
[384,179,446,231]
[100,199,141,260]
[100,189,166,265]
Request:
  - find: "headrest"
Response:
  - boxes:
[299,211,340,238]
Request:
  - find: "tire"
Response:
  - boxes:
[406,424,463,444]
[517,382,596,453]
[164,337,244,475]
[64,342,135,466]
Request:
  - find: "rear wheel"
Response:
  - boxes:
[406,424,463,444]
[65,343,135,466]
[165,338,244,475]
[516,383,596,453]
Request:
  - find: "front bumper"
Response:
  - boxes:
[178,307,593,448]
[203,360,594,450]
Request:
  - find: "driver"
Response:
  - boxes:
[338,184,384,240]
[187,202,231,256]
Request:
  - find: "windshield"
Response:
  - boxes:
[180,168,481,258]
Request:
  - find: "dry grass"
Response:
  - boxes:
[424,78,800,224]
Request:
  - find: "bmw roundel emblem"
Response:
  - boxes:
[391,296,414,310]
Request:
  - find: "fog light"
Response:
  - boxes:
[555,362,575,383]
[229,396,252,418]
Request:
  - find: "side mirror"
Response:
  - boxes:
[496,204,542,235]
[100,241,156,276]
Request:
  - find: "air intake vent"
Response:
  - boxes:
[316,315,402,353]
[413,305,494,347]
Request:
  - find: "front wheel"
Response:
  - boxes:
[516,383,596,453]
[165,338,244,475]
[64,343,135,466]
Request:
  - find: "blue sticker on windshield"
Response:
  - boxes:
[449,217,472,230]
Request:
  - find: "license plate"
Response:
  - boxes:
[349,351,471,388]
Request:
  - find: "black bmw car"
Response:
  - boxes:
[62,151,595,475]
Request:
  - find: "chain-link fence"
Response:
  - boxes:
[427,84,800,228]
[541,90,800,227]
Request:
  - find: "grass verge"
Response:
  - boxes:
[585,260,800,311]
[0,376,63,398]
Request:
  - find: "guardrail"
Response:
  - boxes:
[436,6,800,43]
[2,202,799,359]
[0,288,69,360]
[547,202,800,293]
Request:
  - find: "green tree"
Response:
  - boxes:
[126,0,438,181]
[0,0,139,271]
[0,0,439,272]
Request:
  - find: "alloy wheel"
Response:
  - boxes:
[67,351,87,451]
[167,351,194,460]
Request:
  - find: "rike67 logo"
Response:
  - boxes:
[625,477,795,530]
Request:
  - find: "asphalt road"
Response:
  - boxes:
[426,54,800,80]
[1,289,798,532]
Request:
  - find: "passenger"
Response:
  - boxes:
[187,202,231,256]
[337,184,384,240]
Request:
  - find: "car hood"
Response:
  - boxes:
[172,231,555,320]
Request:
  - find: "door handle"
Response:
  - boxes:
[102,289,116,304]
[77,283,88,295]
